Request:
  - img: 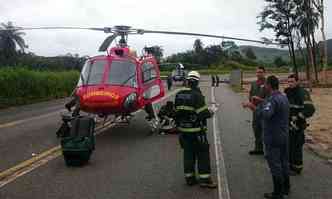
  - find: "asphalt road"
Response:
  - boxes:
[1,80,332,199]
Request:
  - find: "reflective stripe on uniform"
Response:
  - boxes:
[199,174,210,179]
[185,173,194,177]
[290,104,304,109]
[176,105,195,112]
[177,127,202,133]
[196,105,208,114]
[304,101,313,105]
[298,112,306,119]
[179,88,191,91]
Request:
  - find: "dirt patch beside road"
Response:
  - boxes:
[306,88,332,159]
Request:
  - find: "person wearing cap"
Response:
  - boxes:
[174,71,217,188]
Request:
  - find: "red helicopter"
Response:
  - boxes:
[9,25,280,131]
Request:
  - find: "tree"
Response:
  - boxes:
[295,0,320,82]
[193,39,205,65]
[0,21,27,65]
[258,0,298,75]
[274,56,287,67]
[313,0,328,82]
[243,47,257,60]
[193,39,204,54]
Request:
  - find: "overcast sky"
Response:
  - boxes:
[1,0,331,57]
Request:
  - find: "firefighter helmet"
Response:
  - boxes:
[187,71,200,81]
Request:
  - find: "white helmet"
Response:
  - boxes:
[187,71,200,81]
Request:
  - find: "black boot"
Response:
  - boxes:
[264,176,284,199]
[248,149,264,155]
[283,175,290,195]
[199,178,218,189]
[185,176,198,186]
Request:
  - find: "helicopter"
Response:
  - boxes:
[4,25,280,132]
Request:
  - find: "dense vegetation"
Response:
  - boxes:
[0,68,79,108]
[163,39,288,70]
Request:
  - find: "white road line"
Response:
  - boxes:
[0,109,66,129]
[211,87,231,199]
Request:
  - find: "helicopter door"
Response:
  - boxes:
[141,62,164,105]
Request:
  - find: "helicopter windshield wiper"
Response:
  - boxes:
[120,73,136,86]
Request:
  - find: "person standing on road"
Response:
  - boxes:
[242,66,268,155]
[167,74,173,91]
[285,74,314,175]
[215,75,220,87]
[211,75,216,87]
[260,75,290,199]
[174,71,217,188]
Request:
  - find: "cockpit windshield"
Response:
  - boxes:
[77,60,106,86]
[108,60,137,87]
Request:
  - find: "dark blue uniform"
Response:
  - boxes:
[260,91,290,195]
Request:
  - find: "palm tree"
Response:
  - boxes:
[313,0,328,83]
[0,21,27,56]
[295,0,320,82]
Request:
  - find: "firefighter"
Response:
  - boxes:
[174,71,217,188]
[284,74,313,175]
[167,74,173,90]
[242,66,268,155]
[261,75,290,199]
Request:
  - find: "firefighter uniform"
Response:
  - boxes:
[249,78,268,153]
[285,86,307,174]
[261,89,290,199]
[175,71,216,188]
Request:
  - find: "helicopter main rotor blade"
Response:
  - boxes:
[141,30,279,45]
[99,33,118,52]
[0,27,112,33]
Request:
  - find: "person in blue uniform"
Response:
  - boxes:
[260,75,290,199]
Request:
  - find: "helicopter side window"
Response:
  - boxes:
[142,63,157,83]
[108,60,137,87]
[86,60,107,85]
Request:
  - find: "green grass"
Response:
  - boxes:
[0,67,79,108]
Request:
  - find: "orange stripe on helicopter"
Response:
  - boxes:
[82,91,120,101]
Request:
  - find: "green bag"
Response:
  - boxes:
[60,116,95,166]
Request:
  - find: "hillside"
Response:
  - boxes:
[239,45,290,63]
